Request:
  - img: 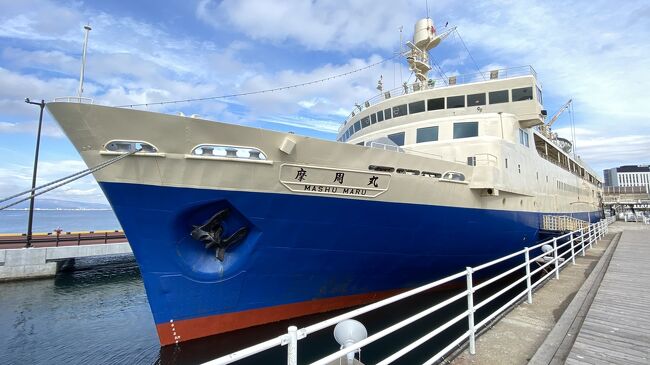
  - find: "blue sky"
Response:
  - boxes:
[0,0,649,205]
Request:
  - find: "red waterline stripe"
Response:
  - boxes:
[156,288,404,346]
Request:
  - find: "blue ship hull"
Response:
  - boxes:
[101,181,601,345]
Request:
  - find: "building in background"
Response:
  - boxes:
[603,164,650,190]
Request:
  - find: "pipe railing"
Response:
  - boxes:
[0,230,126,247]
[204,217,614,365]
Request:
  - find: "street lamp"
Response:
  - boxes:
[24,98,45,248]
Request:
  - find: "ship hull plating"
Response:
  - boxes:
[101,181,600,345]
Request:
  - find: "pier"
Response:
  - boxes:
[0,231,131,280]
[451,221,649,365]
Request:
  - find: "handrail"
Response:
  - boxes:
[203,216,614,365]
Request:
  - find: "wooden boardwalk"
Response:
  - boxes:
[566,228,650,364]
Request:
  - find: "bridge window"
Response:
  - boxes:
[361,116,370,128]
[353,121,361,132]
[377,110,384,122]
[467,93,486,106]
[384,108,392,120]
[536,86,543,104]
[388,132,405,146]
[453,121,478,139]
[489,90,509,104]
[519,128,530,147]
[427,97,444,110]
[447,95,465,108]
[512,87,533,101]
[408,100,426,114]
[392,104,407,118]
[371,113,377,124]
[416,126,439,143]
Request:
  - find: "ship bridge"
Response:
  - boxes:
[337,66,544,144]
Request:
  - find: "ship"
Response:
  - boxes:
[47,18,603,346]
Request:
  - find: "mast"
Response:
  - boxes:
[405,19,455,85]
[78,24,92,97]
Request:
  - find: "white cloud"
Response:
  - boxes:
[0,160,108,204]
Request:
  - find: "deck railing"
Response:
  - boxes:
[542,215,590,232]
[203,216,614,365]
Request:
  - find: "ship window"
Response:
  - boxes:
[392,104,407,118]
[369,165,395,172]
[371,113,377,124]
[422,171,442,178]
[416,126,439,143]
[505,158,509,168]
[388,132,405,146]
[408,100,426,114]
[467,93,486,106]
[447,95,465,108]
[344,130,349,141]
[354,121,361,132]
[361,116,371,128]
[453,121,478,139]
[468,156,477,166]
[512,87,533,101]
[519,128,530,147]
[377,110,384,122]
[489,90,509,104]
[536,86,543,104]
[356,142,364,146]
[384,108,392,120]
[347,126,354,138]
[427,97,444,110]
[442,171,466,181]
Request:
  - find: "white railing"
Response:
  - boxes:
[53,96,94,104]
[204,217,614,365]
[542,215,589,231]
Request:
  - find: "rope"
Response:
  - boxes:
[0,148,141,211]
[455,29,485,80]
[116,54,402,109]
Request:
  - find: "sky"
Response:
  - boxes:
[0,0,648,205]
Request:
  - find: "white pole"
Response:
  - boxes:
[524,247,532,304]
[553,237,559,280]
[466,267,476,355]
[78,24,92,97]
[287,326,298,365]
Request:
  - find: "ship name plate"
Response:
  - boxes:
[279,164,390,198]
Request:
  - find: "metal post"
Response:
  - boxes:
[553,237,559,280]
[24,98,45,248]
[580,228,586,256]
[104,232,108,244]
[524,247,532,304]
[78,25,92,97]
[78,233,81,245]
[287,325,298,365]
[570,232,576,265]
[466,267,476,354]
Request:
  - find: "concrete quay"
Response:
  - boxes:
[0,242,132,281]
[450,221,646,365]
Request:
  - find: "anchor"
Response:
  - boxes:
[190,208,248,261]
